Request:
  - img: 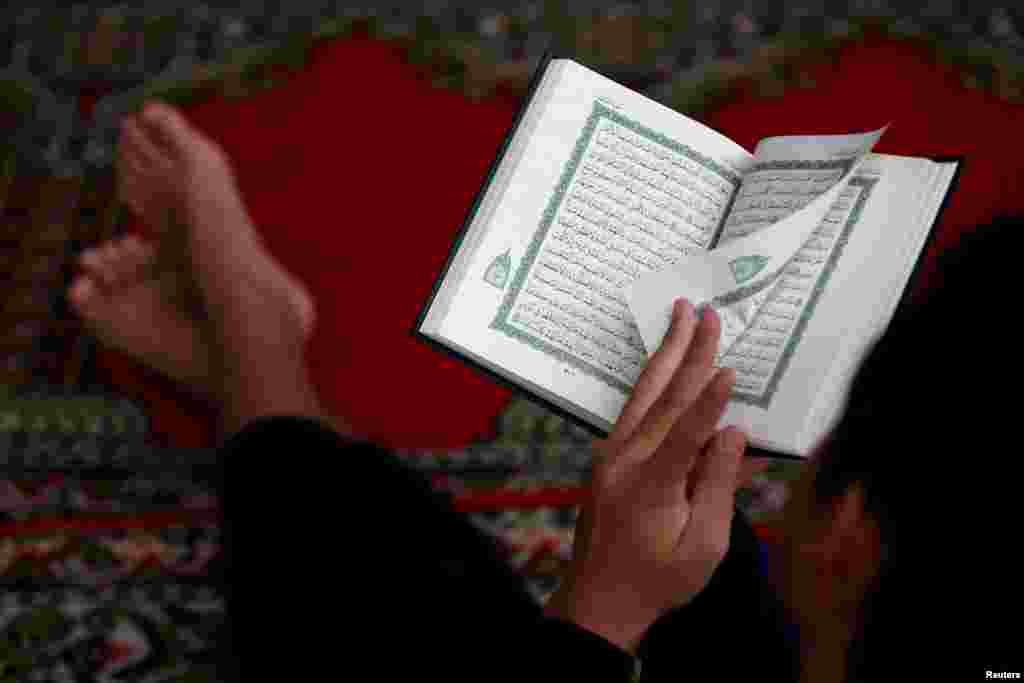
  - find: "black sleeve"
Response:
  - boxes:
[637,508,800,682]
[215,415,637,682]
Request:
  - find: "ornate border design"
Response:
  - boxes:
[490,100,741,395]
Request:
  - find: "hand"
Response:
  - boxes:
[545,299,748,653]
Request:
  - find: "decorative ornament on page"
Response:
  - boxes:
[728,254,770,284]
[484,249,512,290]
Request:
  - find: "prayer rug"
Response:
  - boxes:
[5,21,1024,680]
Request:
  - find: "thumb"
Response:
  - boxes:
[681,427,746,555]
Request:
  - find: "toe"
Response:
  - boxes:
[141,101,229,174]
[121,115,163,169]
[68,275,98,313]
[93,243,119,288]
[79,247,101,275]
[79,245,118,289]
[107,238,136,285]
[140,102,195,161]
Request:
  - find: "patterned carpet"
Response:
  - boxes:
[3,3,1024,680]
[4,4,1024,174]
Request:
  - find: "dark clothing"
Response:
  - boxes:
[638,494,800,682]
[215,415,797,681]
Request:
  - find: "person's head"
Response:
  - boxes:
[776,214,1022,681]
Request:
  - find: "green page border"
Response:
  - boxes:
[707,159,853,307]
[490,100,742,394]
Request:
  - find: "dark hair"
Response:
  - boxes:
[812,214,1021,681]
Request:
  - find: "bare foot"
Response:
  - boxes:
[126,101,357,440]
[125,102,311,333]
[69,108,315,400]
[69,234,216,397]
[70,233,316,400]
[117,105,314,335]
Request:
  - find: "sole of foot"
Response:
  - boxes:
[70,232,315,397]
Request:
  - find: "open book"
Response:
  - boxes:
[415,54,961,460]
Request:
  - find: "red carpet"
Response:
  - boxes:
[98,38,520,450]
[94,34,1024,451]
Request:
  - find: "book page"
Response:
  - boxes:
[714,134,885,404]
[434,59,754,429]
[626,128,895,454]
[797,158,957,455]
[627,129,884,363]
[721,154,947,455]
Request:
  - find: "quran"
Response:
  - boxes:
[414,54,961,460]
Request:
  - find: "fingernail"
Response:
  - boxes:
[674,298,691,322]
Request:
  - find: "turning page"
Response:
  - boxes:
[711,137,886,403]
[628,129,956,455]
[626,128,892,454]
[627,127,886,361]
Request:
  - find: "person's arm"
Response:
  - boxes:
[217,415,638,681]
[636,509,799,681]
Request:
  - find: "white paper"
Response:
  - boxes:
[625,127,887,359]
